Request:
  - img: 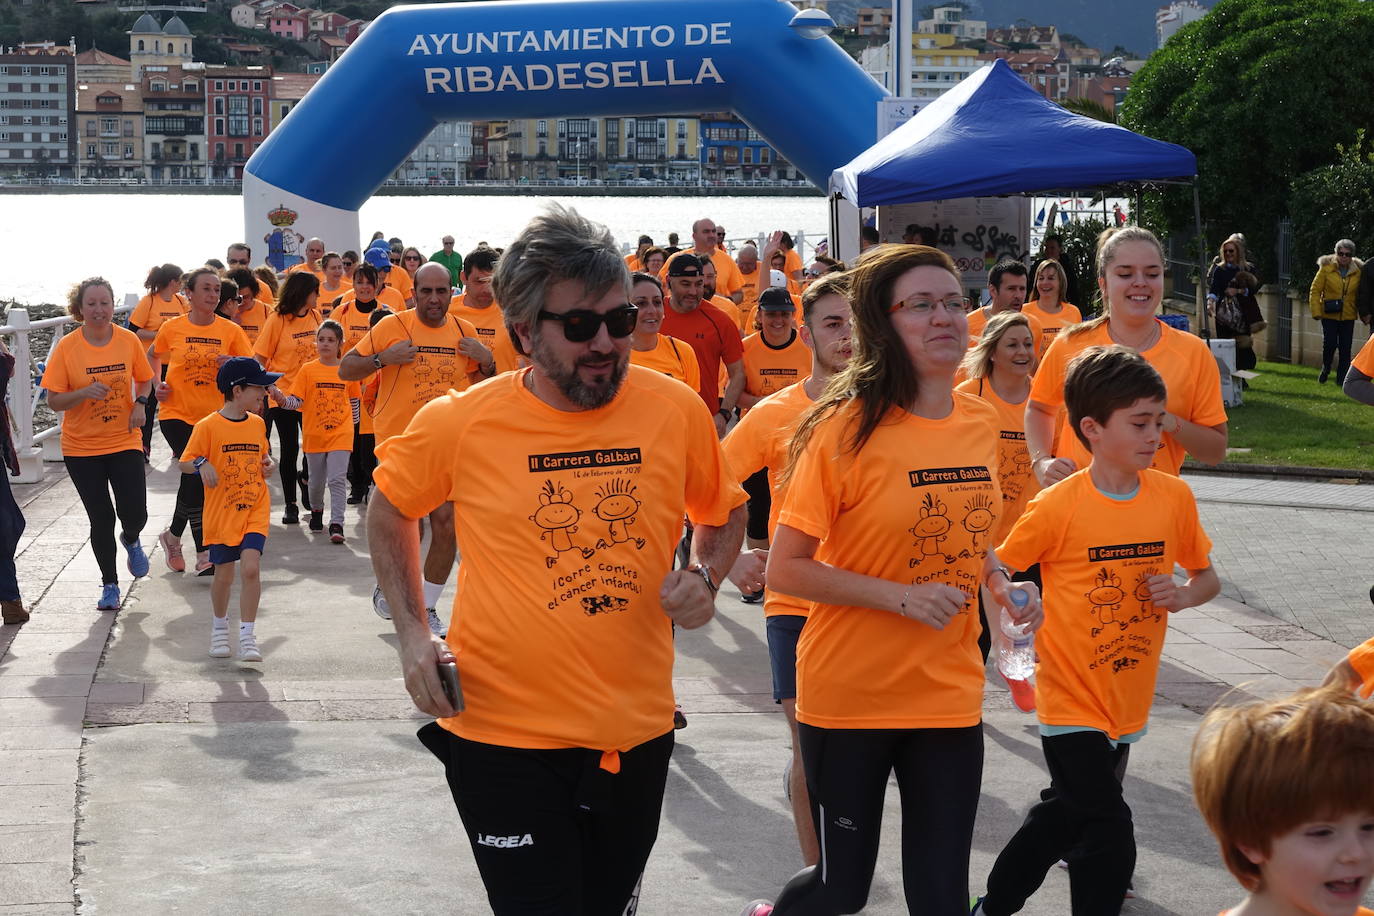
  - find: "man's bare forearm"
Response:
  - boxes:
[692,504,747,586]
[366,487,428,635]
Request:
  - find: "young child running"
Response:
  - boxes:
[1192,685,1374,916]
[972,345,1220,916]
[283,320,359,543]
[179,357,278,663]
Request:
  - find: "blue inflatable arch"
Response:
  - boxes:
[243,0,886,257]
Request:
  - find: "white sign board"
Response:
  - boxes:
[877,197,1033,293]
[876,97,925,139]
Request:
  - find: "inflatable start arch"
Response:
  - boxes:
[243,0,886,259]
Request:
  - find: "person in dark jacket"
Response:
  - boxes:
[0,334,28,625]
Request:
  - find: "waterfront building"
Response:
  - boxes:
[0,43,77,178]
[204,64,272,180]
[75,81,143,179]
[142,64,206,182]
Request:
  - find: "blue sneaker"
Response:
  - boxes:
[97,583,121,611]
[122,536,150,577]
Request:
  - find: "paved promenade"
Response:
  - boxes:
[2,446,1370,914]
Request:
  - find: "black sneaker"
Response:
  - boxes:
[308,510,323,532]
[741,590,764,604]
[329,523,344,545]
[282,504,299,525]
[347,493,363,505]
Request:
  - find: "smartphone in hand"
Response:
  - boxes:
[437,660,464,713]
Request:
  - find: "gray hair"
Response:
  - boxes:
[495,204,629,354]
[1336,238,1357,256]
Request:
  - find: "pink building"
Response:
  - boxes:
[267,12,307,41]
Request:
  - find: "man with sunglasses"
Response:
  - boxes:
[340,261,489,636]
[661,254,745,438]
[368,204,746,915]
[226,243,252,270]
[429,235,463,290]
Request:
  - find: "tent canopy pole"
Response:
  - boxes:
[1193,180,1209,338]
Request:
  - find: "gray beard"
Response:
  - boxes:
[531,331,629,409]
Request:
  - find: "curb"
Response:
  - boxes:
[1182,461,1374,483]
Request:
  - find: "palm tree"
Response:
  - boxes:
[1061,98,1117,124]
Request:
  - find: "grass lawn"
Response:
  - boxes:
[1219,360,1374,469]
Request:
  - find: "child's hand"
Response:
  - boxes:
[155,381,172,402]
[261,454,276,475]
[1147,574,1181,611]
[1033,455,1076,487]
[198,462,219,488]
[994,580,1043,632]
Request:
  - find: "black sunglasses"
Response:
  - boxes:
[537,305,638,342]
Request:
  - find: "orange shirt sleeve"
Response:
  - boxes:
[130,295,154,328]
[683,394,748,526]
[1184,335,1229,428]
[776,412,847,542]
[253,313,284,364]
[180,414,211,463]
[722,406,770,484]
[372,392,464,519]
[996,485,1065,574]
[1029,331,1072,410]
[1349,638,1374,698]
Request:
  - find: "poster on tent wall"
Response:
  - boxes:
[878,197,1032,295]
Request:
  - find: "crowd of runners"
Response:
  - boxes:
[10,205,1374,916]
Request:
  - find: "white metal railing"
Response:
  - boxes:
[3,296,137,483]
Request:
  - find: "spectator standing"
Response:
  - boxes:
[1308,239,1362,385]
[0,334,27,626]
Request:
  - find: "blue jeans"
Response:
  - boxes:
[1321,317,1354,381]
[0,471,25,601]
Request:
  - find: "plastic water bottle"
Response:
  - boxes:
[997,588,1036,681]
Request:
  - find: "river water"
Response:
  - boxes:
[1,193,830,307]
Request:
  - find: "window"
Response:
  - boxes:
[152,80,165,91]
[100,117,117,134]
[124,144,133,159]
[252,97,263,116]
[214,142,224,160]
[86,119,95,136]
[214,80,224,91]
[228,116,249,136]
[20,66,30,76]
[87,143,96,158]
[123,119,133,137]
[214,117,225,135]
[185,80,197,91]
[743,147,753,164]
[536,120,547,137]
[251,117,262,135]
[137,39,146,51]
[253,80,262,92]
[234,143,244,159]
[102,141,117,156]
[228,96,248,114]
[676,142,686,158]
[214,98,224,114]
[189,143,198,160]
[760,148,770,164]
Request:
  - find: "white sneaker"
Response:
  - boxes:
[209,626,231,658]
[238,631,262,662]
[427,608,447,637]
[372,585,391,620]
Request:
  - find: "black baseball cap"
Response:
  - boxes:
[666,253,704,277]
[217,356,282,394]
[758,288,796,312]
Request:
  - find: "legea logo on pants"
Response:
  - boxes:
[477,833,534,848]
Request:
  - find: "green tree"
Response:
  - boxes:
[1120,0,1374,271]
[1289,130,1374,280]
[1061,98,1115,124]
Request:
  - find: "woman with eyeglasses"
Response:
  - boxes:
[41,278,155,611]
[627,271,700,391]
[1205,234,1264,373]
[225,269,267,344]
[641,246,668,276]
[340,250,359,284]
[1027,227,1228,491]
[1308,239,1362,385]
[254,272,323,524]
[742,245,1040,916]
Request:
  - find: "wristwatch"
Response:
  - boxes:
[372,353,383,369]
[134,395,149,405]
[690,564,719,595]
[192,456,208,469]
[717,407,732,421]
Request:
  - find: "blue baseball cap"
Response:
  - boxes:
[217,356,282,394]
[363,247,393,271]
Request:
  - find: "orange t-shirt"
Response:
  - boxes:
[997,468,1212,739]
[1021,300,1083,354]
[330,297,390,356]
[722,380,813,618]
[130,292,187,333]
[181,411,271,547]
[737,268,764,332]
[629,334,700,393]
[234,299,268,345]
[783,248,803,282]
[372,365,747,754]
[152,315,253,425]
[709,294,743,330]
[385,268,414,302]
[966,307,1045,360]
[359,374,379,436]
[447,297,520,375]
[1353,334,1374,377]
[317,281,352,317]
[1222,911,1372,916]
[350,310,479,442]
[253,309,323,389]
[41,327,153,457]
[956,377,1039,543]
[288,359,360,453]
[741,330,811,407]
[624,252,643,272]
[1348,637,1374,698]
[286,262,325,280]
[334,286,405,321]
[1030,320,1228,476]
[778,394,1001,729]
[660,301,744,409]
[661,248,744,297]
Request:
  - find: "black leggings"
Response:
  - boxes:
[267,406,305,508]
[347,425,376,498]
[64,450,148,585]
[1321,317,1355,380]
[743,468,772,542]
[981,732,1135,916]
[159,418,204,552]
[773,722,984,915]
[419,723,672,915]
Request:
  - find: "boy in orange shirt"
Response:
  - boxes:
[1192,685,1374,916]
[284,321,360,542]
[179,358,278,663]
[973,345,1220,916]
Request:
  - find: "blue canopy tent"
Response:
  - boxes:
[829,58,1210,331]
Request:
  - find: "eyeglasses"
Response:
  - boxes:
[389,258,401,265]
[227,295,243,303]
[804,268,824,279]
[888,295,972,315]
[404,255,421,262]
[227,257,249,266]
[1339,250,1354,256]
[341,261,355,268]
[537,305,638,342]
